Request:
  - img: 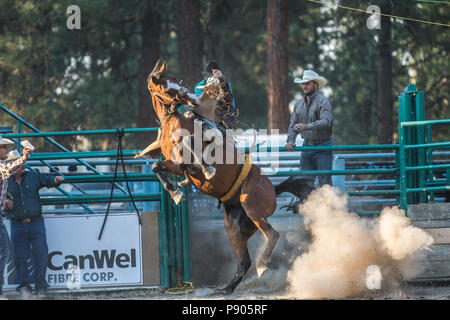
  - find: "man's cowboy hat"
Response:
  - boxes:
[294,70,327,88]
[0,136,15,146]
[202,61,220,78]
[5,150,21,162]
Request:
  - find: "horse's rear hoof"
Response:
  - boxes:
[171,189,183,205]
[256,265,268,278]
[214,287,233,296]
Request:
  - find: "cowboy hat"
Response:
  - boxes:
[202,61,220,77]
[0,136,15,146]
[5,150,21,162]
[294,70,327,88]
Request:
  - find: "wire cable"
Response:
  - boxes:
[304,0,450,28]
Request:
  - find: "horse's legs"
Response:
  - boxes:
[217,203,257,295]
[181,134,216,180]
[152,160,184,205]
[240,169,279,278]
[246,215,279,278]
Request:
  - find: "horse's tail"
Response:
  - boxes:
[274,176,313,197]
[274,176,315,213]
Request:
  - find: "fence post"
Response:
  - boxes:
[398,124,408,213]
[399,85,416,206]
[332,157,346,192]
[415,91,427,203]
[427,125,435,202]
[173,187,183,285]
[142,162,160,212]
[180,187,192,284]
[158,184,170,288]
[158,183,177,288]
[398,86,416,213]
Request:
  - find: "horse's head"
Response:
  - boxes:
[147,59,199,117]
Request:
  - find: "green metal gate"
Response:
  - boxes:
[1,103,191,290]
[1,83,449,290]
[397,84,450,211]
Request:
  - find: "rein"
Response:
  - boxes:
[160,107,177,123]
[150,86,183,123]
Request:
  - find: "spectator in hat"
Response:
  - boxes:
[285,70,333,187]
[0,136,32,298]
[5,164,63,298]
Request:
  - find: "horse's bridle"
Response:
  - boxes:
[148,80,190,122]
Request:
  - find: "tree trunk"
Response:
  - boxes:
[176,0,203,91]
[204,0,218,62]
[137,3,161,149]
[267,0,289,133]
[377,1,393,144]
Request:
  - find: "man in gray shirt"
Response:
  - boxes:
[285,70,333,187]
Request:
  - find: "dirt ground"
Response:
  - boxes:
[2,280,449,300]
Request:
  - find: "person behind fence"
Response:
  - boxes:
[285,70,333,187]
[0,137,32,298]
[5,163,64,297]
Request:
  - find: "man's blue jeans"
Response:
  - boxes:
[11,217,48,291]
[300,140,333,187]
[0,218,10,292]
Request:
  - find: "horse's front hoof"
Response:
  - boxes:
[171,189,183,205]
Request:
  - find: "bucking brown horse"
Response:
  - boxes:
[141,60,279,294]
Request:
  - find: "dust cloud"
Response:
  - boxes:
[285,185,434,299]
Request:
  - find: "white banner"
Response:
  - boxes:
[2,213,143,290]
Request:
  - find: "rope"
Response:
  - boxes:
[164,281,195,295]
[304,0,450,28]
[98,128,141,241]
[415,0,450,3]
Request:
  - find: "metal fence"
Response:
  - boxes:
[1,83,449,288]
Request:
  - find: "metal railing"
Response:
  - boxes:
[2,83,448,288]
[398,119,450,210]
